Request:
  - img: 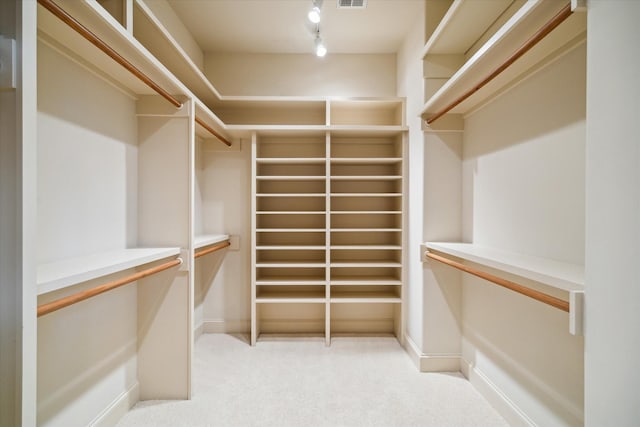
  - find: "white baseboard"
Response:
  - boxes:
[89,382,139,427]
[202,319,250,334]
[461,358,534,427]
[194,322,204,340]
[403,336,461,372]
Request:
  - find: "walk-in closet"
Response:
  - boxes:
[1,0,639,426]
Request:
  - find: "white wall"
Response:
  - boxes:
[585,1,640,425]
[196,141,252,333]
[36,41,139,427]
[205,53,396,97]
[37,41,138,264]
[461,44,586,426]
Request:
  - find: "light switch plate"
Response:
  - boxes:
[0,36,16,90]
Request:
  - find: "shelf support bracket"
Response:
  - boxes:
[569,290,584,336]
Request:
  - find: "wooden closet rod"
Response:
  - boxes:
[194,117,233,147]
[194,240,231,258]
[425,251,570,312]
[38,0,183,109]
[426,3,573,124]
[37,257,182,317]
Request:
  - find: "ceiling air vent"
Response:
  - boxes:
[337,0,367,8]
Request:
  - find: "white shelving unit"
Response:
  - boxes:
[251,100,406,345]
[31,1,232,424]
[421,0,587,121]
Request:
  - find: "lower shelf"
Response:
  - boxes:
[37,247,181,295]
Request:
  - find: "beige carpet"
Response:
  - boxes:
[117,334,507,427]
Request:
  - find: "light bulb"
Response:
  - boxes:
[315,37,327,57]
[308,6,321,23]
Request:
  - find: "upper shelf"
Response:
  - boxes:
[421,0,515,58]
[38,0,231,143]
[38,247,181,295]
[421,0,587,121]
[423,242,584,293]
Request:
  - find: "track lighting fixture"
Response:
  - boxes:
[308,0,323,24]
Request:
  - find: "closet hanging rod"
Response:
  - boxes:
[38,0,183,109]
[194,239,231,259]
[37,257,183,317]
[426,3,573,125]
[195,117,233,147]
[425,250,570,312]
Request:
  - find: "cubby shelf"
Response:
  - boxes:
[251,109,406,345]
[37,247,180,295]
[423,242,584,293]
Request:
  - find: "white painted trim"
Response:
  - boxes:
[194,322,204,340]
[403,335,461,372]
[89,382,140,427]
[203,319,251,334]
[461,358,534,427]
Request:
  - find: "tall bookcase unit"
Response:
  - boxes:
[251,100,407,345]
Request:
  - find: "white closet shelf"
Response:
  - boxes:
[331,279,402,286]
[421,0,587,119]
[256,158,326,164]
[331,193,402,197]
[256,228,326,233]
[133,0,223,107]
[256,176,326,181]
[331,228,401,233]
[421,0,514,57]
[38,0,230,143]
[331,176,402,181]
[423,242,584,293]
[330,245,401,250]
[257,193,326,198]
[257,246,326,250]
[256,262,326,268]
[330,262,402,268]
[331,211,401,215]
[194,234,230,249]
[256,296,326,304]
[256,279,326,285]
[37,247,181,295]
[257,211,326,215]
[331,158,402,164]
[330,292,401,303]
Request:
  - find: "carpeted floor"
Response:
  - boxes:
[117,334,507,427]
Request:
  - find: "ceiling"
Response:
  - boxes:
[167,0,424,55]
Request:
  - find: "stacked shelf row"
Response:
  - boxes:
[251,127,405,345]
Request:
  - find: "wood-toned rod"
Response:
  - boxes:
[426,3,573,124]
[195,117,233,147]
[37,257,182,317]
[194,240,231,258]
[38,0,183,109]
[425,251,570,312]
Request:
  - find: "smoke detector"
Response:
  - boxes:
[337,0,367,8]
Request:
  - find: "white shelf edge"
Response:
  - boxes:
[330,193,402,197]
[256,228,326,233]
[194,234,230,249]
[256,297,326,304]
[330,245,402,250]
[330,262,402,268]
[37,247,181,295]
[256,262,326,268]
[331,175,402,181]
[330,280,402,286]
[423,242,584,292]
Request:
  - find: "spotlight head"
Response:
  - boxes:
[315,36,327,57]
[308,6,321,23]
